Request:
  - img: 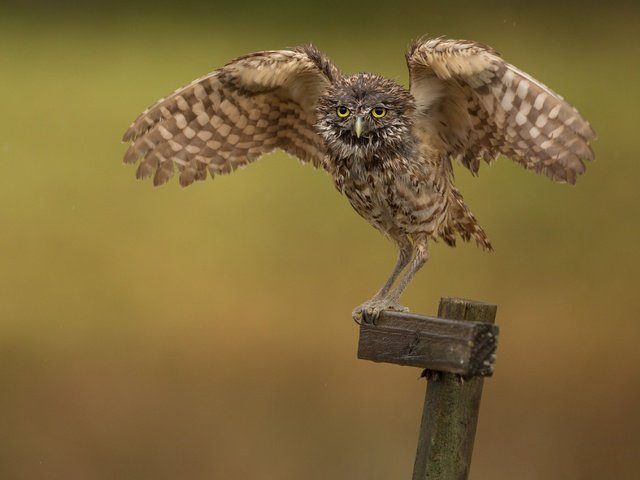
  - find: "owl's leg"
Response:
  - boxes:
[352,237,413,323]
[352,236,429,323]
[385,235,430,305]
[372,236,413,300]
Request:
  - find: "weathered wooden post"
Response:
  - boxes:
[358,297,498,480]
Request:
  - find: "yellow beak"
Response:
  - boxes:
[354,116,364,138]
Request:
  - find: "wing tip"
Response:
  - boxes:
[122,130,135,143]
[123,147,140,165]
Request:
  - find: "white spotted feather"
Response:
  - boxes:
[406,37,596,184]
[122,48,334,187]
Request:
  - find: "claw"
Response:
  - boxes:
[352,299,409,324]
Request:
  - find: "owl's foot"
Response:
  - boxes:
[352,299,409,325]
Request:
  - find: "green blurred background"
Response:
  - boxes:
[1,1,639,478]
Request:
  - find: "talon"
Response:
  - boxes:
[351,306,374,325]
[352,299,409,324]
[361,309,378,325]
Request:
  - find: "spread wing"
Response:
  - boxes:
[406,37,596,184]
[122,46,339,186]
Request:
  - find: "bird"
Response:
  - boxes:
[122,37,595,322]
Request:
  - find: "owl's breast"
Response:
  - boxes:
[333,153,446,237]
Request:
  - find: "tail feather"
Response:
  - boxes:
[440,187,493,251]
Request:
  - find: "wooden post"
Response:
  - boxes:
[357,297,498,480]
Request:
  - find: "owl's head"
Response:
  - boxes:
[316,73,415,160]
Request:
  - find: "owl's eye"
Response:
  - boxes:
[336,106,350,118]
[371,107,387,118]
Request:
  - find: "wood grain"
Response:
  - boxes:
[357,305,498,376]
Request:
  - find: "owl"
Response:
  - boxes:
[122,37,595,322]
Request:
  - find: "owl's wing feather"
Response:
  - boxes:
[406,38,596,184]
[122,46,338,187]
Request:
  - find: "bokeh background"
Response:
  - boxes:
[2,1,639,478]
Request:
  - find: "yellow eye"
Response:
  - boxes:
[371,107,387,118]
[336,106,350,118]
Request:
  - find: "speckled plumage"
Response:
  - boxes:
[122,38,595,320]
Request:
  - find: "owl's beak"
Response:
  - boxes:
[354,116,365,138]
